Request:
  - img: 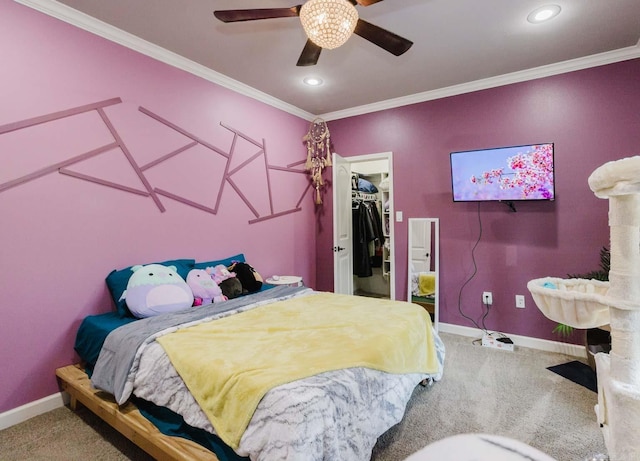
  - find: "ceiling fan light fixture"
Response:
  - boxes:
[300,0,359,50]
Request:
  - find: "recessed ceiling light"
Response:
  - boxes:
[303,77,323,86]
[527,4,561,23]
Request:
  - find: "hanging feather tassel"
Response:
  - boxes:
[303,118,332,205]
[305,141,313,170]
[325,136,332,166]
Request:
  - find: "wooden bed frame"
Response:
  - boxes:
[56,364,219,461]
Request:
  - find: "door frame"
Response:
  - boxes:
[333,151,395,300]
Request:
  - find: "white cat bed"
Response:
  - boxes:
[527,277,610,329]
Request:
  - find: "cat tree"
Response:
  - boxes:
[528,155,640,461]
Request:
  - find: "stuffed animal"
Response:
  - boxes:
[206,264,235,284]
[206,264,243,299]
[229,262,263,294]
[219,278,243,299]
[186,269,227,306]
[123,264,194,318]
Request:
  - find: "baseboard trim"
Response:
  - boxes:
[438,322,587,358]
[0,325,585,432]
[0,392,68,431]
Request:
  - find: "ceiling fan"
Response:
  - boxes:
[213,0,413,66]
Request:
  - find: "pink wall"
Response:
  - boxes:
[0,1,315,413]
[318,58,640,343]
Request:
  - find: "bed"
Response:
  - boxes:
[58,282,445,461]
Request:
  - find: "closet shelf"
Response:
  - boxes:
[352,191,377,201]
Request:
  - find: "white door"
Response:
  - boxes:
[333,152,395,299]
[410,219,432,272]
[332,153,353,295]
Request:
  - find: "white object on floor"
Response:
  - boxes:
[481,333,514,352]
[404,433,556,461]
[265,275,303,286]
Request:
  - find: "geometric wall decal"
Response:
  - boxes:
[140,108,307,223]
[59,145,150,196]
[0,98,311,224]
[0,98,123,194]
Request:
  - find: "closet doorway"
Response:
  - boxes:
[332,152,395,300]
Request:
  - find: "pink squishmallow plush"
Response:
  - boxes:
[206,264,243,299]
[186,269,227,306]
[124,264,194,318]
[206,264,236,285]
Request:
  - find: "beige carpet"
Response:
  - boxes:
[0,332,607,461]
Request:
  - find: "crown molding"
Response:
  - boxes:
[14,0,640,123]
[14,0,316,121]
[321,43,640,121]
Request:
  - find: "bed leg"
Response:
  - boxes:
[69,395,78,411]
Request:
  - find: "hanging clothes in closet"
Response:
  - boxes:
[352,197,386,277]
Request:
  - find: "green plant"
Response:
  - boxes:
[552,323,577,337]
[567,246,610,281]
[553,246,610,336]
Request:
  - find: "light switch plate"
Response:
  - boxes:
[396,211,403,222]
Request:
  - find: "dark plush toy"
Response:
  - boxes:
[219,277,243,299]
[228,262,263,294]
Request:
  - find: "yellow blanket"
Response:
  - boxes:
[418,272,436,296]
[157,292,438,449]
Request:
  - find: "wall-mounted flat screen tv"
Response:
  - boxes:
[450,143,555,202]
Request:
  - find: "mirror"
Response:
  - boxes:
[407,218,439,330]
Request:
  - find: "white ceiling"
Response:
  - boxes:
[18,0,640,120]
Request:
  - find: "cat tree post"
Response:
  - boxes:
[589,159,640,461]
[605,193,640,384]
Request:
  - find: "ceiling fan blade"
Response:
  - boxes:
[354,0,384,6]
[214,6,301,23]
[353,19,413,56]
[297,40,322,66]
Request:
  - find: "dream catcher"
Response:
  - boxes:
[304,118,332,204]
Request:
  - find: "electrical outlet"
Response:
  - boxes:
[482,291,493,305]
[515,295,526,308]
